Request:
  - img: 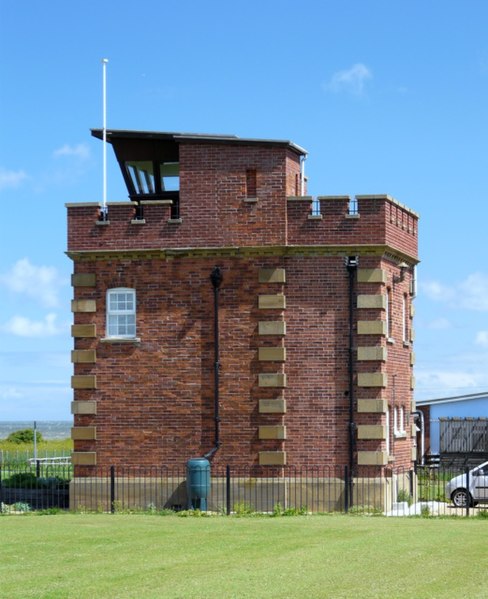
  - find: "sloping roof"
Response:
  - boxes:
[417,391,488,407]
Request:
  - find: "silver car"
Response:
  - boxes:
[445,460,488,507]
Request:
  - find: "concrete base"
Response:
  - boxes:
[69,472,417,513]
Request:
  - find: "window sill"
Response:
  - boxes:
[403,341,410,348]
[243,197,258,203]
[394,432,407,439]
[168,218,182,225]
[387,337,395,345]
[100,337,141,344]
[95,220,110,226]
[308,214,323,220]
[345,213,360,219]
[131,219,146,225]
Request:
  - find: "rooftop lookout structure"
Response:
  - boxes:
[91,128,307,223]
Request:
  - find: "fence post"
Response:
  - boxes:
[36,459,41,479]
[344,466,349,513]
[226,465,231,516]
[465,466,470,518]
[110,466,115,514]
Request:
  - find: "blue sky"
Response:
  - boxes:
[1,0,488,420]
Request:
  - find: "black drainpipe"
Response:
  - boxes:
[204,266,223,460]
[346,256,358,483]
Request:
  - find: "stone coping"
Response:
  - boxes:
[355,194,420,218]
[66,195,419,218]
[67,243,419,265]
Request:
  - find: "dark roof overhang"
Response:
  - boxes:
[91,129,307,156]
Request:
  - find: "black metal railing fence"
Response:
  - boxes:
[1,461,487,516]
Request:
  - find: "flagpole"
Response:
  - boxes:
[102,58,109,218]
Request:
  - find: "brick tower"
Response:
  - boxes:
[67,130,419,476]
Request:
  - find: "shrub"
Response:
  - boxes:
[177,509,212,518]
[38,477,70,490]
[37,507,62,515]
[1,473,69,489]
[272,502,308,516]
[1,473,40,489]
[12,502,31,513]
[397,489,413,506]
[348,505,383,516]
[232,501,255,516]
[6,429,43,444]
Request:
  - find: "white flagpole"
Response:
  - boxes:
[102,58,109,217]
[33,420,38,462]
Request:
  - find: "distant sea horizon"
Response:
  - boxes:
[0,421,72,440]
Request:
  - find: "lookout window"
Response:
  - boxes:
[125,161,180,219]
[125,161,179,195]
[160,162,180,191]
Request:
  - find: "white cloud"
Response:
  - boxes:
[0,386,23,400]
[325,63,372,95]
[2,313,63,337]
[421,272,488,311]
[415,368,488,400]
[459,272,488,311]
[426,317,451,330]
[53,143,90,161]
[415,347,488,400]
[0,258,67,308]
[475,331,488,347]
[420,280,455,302]
[0,167,28,191]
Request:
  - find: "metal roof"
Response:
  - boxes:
[91,129,307,156]
[417,391,488,407]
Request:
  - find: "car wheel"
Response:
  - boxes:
[451,488,473,508]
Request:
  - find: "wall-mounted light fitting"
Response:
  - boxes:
[393,261,409,284]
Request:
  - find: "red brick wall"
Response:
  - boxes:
[73,257,281,468]
[72,253,414,470]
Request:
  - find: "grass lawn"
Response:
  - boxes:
[0,514,486,599]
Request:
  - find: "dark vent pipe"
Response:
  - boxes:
[204,266,223,460]
[346,256,358,482]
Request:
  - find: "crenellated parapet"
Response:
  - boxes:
[67,192,418,264]
[286,193,418,262]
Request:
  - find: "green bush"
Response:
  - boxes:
[272,502,308,516]
[37,508,62,515]
[397,489,413,506]
[232,501,255,516]
[348,505,383,515]
[6,429,43,444]
[1,473,40,488]
[14,502,32,512]
[1,473,69,489]
[177,509,212,518]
